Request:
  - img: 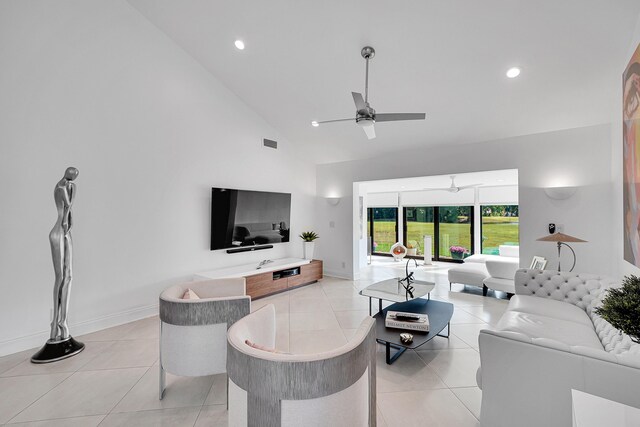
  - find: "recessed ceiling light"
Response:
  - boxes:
[311,121,319,127]
[234,40,245,50]
[506,67,521,78]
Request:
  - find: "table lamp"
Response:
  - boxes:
[536,232,587,272]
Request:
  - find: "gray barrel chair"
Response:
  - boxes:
[227,304,377,426]
[159,278,250,400]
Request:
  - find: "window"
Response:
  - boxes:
[403,206,473,261]
[404,207,434,256]
[438,206,473,259]
[367,207,398,254]
[481,205,519,254]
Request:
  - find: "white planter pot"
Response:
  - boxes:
[303,242,315,260]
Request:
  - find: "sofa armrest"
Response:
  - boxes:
[485,259,519,280]
[478,329,640,427]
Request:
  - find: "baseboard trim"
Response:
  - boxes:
[0,304,158,357]
[323,270,354,280]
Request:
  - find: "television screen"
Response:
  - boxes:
[210,188,291,250]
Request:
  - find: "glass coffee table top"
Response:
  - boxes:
[359,278,435,315]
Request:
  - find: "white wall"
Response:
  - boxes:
[613,12,640,278]
[317,124,613,279]
[0,1,316,355]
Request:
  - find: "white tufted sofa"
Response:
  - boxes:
[477,269,640,427]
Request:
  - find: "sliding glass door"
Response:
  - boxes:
[438,206,473,260]
[404,207,435,257]
[403,206,473,261]
[367,207,398,255]
[481,205,519,254]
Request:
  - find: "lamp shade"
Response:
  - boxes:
[536,232,587,243]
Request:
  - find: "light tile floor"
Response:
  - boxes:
[0,257,509,426]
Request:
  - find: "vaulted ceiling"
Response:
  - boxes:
[129,0,640,163]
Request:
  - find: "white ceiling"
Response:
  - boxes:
[359,169,518,194]
[128,0,640,164]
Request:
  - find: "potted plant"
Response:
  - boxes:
[299,231,319,260]
[449,245,469,260]
[406,240,420,256]
[595,275,640,343]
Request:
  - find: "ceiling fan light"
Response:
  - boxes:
[506,67,521,78]
[356,118,374,127]
[234,40,245,50]
[311,121,319,127]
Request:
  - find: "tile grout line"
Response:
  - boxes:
[97,365,153,426]
[4,355,91,425]
[449,386,481,422]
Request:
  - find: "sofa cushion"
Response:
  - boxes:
[496,311,603,350]
[508,295,592,327]
[448,263,489,287]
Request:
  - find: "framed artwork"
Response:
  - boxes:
[624,42,640,267]
[529,256,547,270]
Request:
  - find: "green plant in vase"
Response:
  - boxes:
[595,275,640,343]
[299,231,319,260]
[299,231,319,242]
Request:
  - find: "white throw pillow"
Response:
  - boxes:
[182,288,201,300]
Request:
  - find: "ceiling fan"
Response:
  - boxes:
[424,176,483,193]
[312,46,426,140]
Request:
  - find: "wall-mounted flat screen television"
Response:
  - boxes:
[210,187,291,250]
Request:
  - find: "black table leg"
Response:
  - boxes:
[369,297,372,316]
[437,322,450,338]
[385,342,407,365]
[378,298,383,314]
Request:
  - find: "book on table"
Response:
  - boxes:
[385,311,430,332]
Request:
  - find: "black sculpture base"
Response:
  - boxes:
[31,337,85,364]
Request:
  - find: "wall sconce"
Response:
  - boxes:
[544,186,577,200]
[326,197,341,206]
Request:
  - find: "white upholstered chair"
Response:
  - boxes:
[158,278,250,400]
[227,304,377,427]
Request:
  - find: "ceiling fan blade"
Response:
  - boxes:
[422,187,452,192]
[457,183,483,190]
[362,124,376,139]
[352,92,366,111]
[375,113,426,122]
[315,118,354,125]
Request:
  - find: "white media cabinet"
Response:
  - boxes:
[195,257,323,299]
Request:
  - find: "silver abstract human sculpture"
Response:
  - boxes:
[49,166,78,340]
[32,167,84,363]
